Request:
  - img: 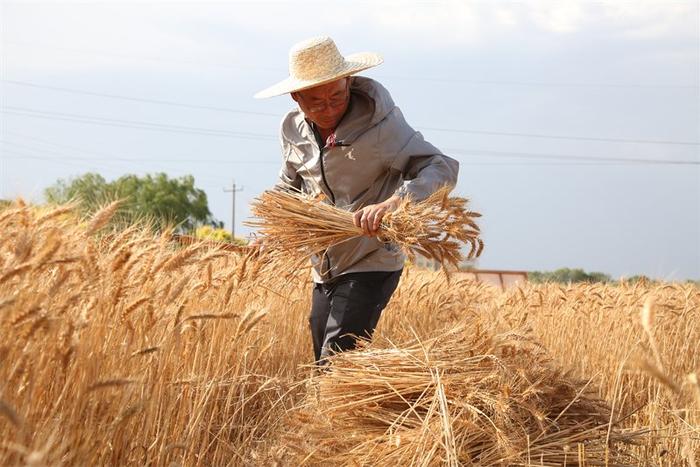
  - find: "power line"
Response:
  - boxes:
[4,127,697,167]
[421,127,700,146]
[4,132,128,158]
[444,147,700,165]
[0,146,252,187]
[8,154,690,166]
[3,106,278,140]
[3,139,697,166]
[1,137,281,189]
[0,140,280,165]
[0,138,270,183]
[4,132,165,170]
[2,152,280,165]
[6,42,697,89]
[2,79,279,117]
[4,131,698,166]
[4,40,259,70]
[376,74,700,89]
[1,148,127,174]
[5,101,697,147]
[1,135,282,179]
[4,106,278,139]
[6,130,161,160]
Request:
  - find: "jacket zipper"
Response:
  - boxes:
[318,147,335,279]
[318,147,336,205]
[311,124,338,280]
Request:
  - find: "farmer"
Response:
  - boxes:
[254,36,459,364]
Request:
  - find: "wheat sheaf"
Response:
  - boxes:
[247,186,483,269]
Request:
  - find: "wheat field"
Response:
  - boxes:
[0,201,697,466]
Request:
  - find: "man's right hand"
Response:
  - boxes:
[353,195,401,237]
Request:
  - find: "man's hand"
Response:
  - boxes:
[353,195,402,237]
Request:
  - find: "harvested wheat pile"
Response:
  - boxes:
[282,322,643,466]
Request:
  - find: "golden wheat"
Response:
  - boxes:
[247,187,483,270]
[0,199,696,466]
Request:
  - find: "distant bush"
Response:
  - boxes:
[529,268,611,284]
[528,269,699,285]
[194,225,248,246]
[624,275,656,285]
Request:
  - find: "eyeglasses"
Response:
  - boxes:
[300,93,349,113]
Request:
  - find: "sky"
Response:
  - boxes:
[1,0,698,280]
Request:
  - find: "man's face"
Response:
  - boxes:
[292,78,351,130]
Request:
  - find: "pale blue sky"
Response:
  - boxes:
[1,0,698,280]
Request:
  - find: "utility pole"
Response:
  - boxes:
[223,180,244,238]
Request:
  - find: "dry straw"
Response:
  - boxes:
[283,323,643,465]
[247,187,483,269]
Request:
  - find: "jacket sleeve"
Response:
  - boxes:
[273,134,303,192]
[385,109,459,201]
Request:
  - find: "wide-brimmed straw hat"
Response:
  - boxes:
[254,36,383,99]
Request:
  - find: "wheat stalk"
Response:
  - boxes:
[84,200,122,236]
[247,187,483,270]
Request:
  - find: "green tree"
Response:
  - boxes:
[45,172,110,207]
[44,172,221,232]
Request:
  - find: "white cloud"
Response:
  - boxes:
[529,1,586,34]
[3,2,243,73]
[366,2,481,47]
[2,0,697,74]
[601,2,699,39]
[494,6,519,28]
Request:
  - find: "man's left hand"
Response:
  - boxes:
[353,195,402,237]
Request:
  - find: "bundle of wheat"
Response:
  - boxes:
[246,187,483,270]
[282,322,643,466]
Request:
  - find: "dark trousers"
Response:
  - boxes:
[309,269,403,364]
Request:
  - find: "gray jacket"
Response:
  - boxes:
[275,76,459,283]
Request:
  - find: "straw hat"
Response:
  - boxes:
[254,36,383,99]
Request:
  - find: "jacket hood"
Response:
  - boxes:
[348,76,395,130]
[280,76,396,145]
